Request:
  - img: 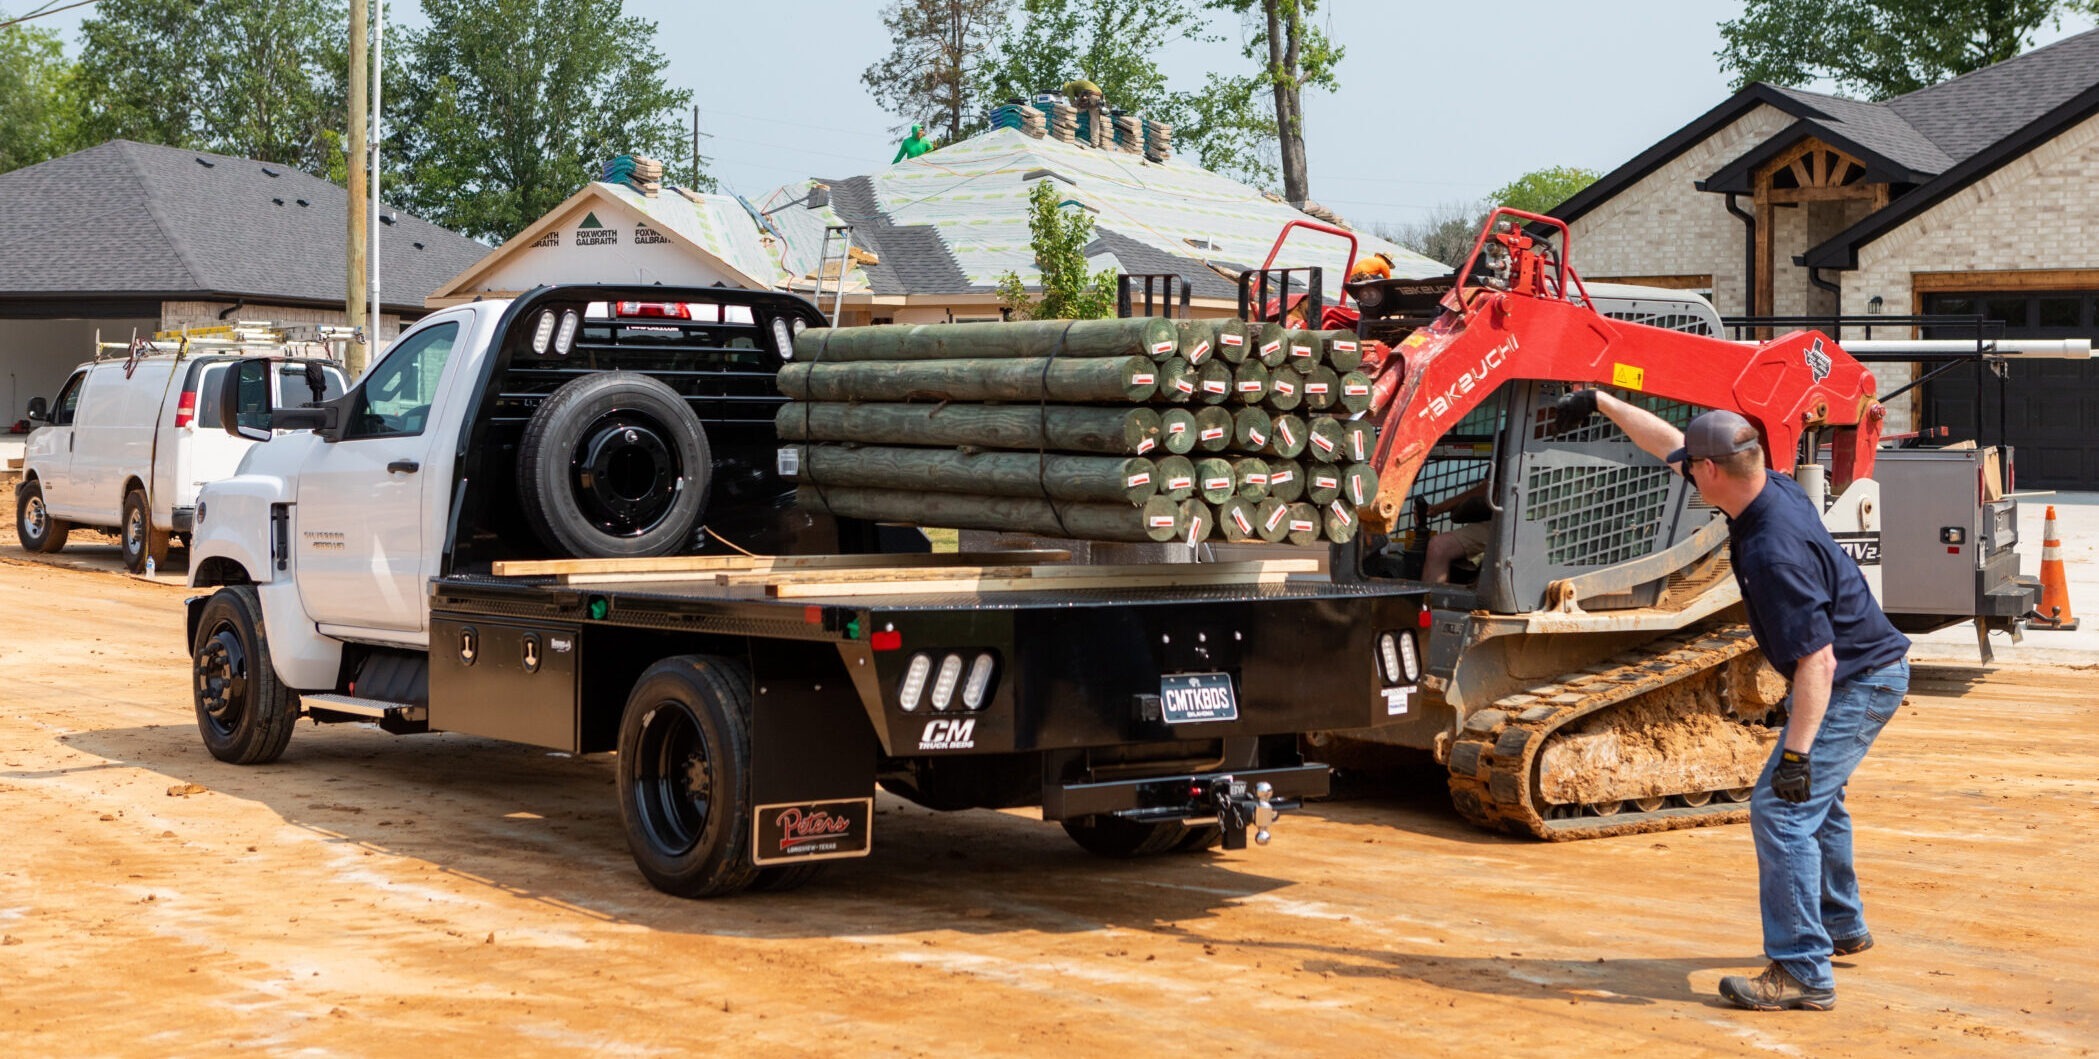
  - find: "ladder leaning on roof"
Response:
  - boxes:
[811,224,855,325]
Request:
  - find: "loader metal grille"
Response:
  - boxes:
[1523,461,1680,566]
[1409,387,1505,534]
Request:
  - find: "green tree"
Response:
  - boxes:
[996,180,1119,320]
[1375,201,1487,270]
[1718,0,2097,100]
[390,0,694,243]
[72,0,348,174]
[0,13,77,174]
[863,0,1012,145]
[1208,0,1341,205]
[1490,166,1601,215]
[975,0,1277,185]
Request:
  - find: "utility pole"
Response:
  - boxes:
[369,0,384,353]
[347,0,369,376]
[691,105,698,189]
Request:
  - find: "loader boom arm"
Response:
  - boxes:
[1362,209,1886,533]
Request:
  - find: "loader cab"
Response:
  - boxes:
[1350,284,1727,615]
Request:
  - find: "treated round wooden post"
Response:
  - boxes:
[779,356,1160,403]
[792,316,1178,363]
[793,444,1162,505]
[1302,365,1340,411]
[1233,456,1272,502]
[1267,370,1303,411]
[1193,406,1234,452]
[1156,455,1196,501]
[800,487,1184,542]
[1233,406,1273,451]
[1268,414,1308,459]
[1160,407,1198,454]
[1306,416,1347,462]
[1285,502,1321,545]
[777,402,1163,456]
[1267,457,1305,503]
[1195,457,1236,505]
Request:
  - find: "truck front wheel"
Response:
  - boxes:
[191,586,299,764]
[617,656,760,897]
[16,480,68,554]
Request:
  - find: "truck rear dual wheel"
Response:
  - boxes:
[191,586,300,765]
[618,656,823,897]
[16,480,68,554]
[518,373,712,559]
[121,489,170,574]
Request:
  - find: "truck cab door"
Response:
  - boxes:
[30,370,88,518]
[293,319,466,635]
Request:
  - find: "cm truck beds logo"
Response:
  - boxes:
[1418,335,1518,422]
[918,718,976,750]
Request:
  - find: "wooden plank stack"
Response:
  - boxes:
[779,317,1378,545]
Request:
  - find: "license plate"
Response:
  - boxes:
[1160,672,1238,724]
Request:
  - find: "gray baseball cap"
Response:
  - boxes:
[1667,409,1759,468]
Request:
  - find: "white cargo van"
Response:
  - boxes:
[18,353,347,571]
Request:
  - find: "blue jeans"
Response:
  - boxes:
[1752,658,1908,990]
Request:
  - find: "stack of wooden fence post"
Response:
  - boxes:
[778,317,1378,546]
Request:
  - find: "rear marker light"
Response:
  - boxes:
[899,653,931,711]
[963,653,995,709]
[531,310,557,355]
[1377,633,1401,685]
[772,317,795,359]
[553,310,581,355]
[1399,630,1421,682]
[870,630,903,651]
[932,654,964,710]
[174,390,197,428]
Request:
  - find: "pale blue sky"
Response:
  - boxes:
[26,1,2099,230]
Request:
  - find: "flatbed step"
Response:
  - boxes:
[303,693,427,722]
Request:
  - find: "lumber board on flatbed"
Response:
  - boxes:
[761,559,1322,599]
[491,549,1072,578]
[720,557,1319,588]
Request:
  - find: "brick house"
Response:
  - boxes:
[1550,29,2099,488]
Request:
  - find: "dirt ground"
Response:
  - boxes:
[0,553,2093,1057]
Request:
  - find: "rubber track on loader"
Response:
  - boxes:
[1445,623,1764,840]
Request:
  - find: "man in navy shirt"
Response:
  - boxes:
[1559,392,1911,1012]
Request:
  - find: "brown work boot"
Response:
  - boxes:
[1832,931,1874,956]
[1718,961,1836,1011]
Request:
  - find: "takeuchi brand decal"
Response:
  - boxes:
[752,798,874,864]
[1419,334,1518,421]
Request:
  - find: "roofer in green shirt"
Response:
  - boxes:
[893,124,933,163]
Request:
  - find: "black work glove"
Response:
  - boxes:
[1552,388,1599,435]
[1771,749,1813,804]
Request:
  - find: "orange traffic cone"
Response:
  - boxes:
[2031,505,2079,631]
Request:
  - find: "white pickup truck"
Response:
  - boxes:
[184,283,1426,897]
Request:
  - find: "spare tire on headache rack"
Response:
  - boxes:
[517,372,712,558]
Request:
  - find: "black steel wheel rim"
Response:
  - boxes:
[569,407,682,537]
[633,701,711,857]
[195,624,249,738]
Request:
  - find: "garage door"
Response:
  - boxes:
[1922,291,2099,490]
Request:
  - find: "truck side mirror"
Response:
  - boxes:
[25,397,46,422]
[220,359,276,441]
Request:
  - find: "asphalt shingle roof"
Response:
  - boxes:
[0,140,487,311]
[1887,28,2099,159]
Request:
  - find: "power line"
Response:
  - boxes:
[0,0,98,29]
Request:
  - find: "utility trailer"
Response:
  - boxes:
[182,284,1427,897]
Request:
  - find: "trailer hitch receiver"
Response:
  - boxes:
[1210,777,1279,849]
